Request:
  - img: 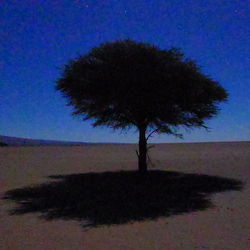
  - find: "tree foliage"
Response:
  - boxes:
[57,40,227,134]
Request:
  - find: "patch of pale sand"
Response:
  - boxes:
[0,142,250,250]
[0,145,138,190]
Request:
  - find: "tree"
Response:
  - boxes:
[56,40,228,173]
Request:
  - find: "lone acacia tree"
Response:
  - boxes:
[56,40,228,173]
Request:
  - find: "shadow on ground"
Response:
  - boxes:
[3,170,243,227]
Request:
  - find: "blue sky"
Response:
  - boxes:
[1,0,249,143]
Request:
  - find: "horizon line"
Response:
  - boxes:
[1,134,249,145]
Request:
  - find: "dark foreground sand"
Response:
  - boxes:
[1,142,249,249]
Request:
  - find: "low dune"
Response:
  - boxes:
[0,142,249,249]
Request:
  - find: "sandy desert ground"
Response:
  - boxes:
[0,142,249,250]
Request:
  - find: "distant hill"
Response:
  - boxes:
[0,142,8,147]
[0,135,88,147]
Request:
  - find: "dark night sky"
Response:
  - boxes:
[1,0,249,143]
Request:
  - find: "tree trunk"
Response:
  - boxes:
[138,126,147,173]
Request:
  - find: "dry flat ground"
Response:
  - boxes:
[0,142,249,250]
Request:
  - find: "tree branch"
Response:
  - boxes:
[146,128,160,142]
[135,149,139,158]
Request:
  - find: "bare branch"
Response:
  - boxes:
[135,150,139,159]
[146,128,160,141]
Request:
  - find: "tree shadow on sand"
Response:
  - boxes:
[3,170,243,228]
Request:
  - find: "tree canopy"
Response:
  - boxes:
[56,39,228,172]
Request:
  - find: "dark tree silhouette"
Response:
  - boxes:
[56,40,228,172]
